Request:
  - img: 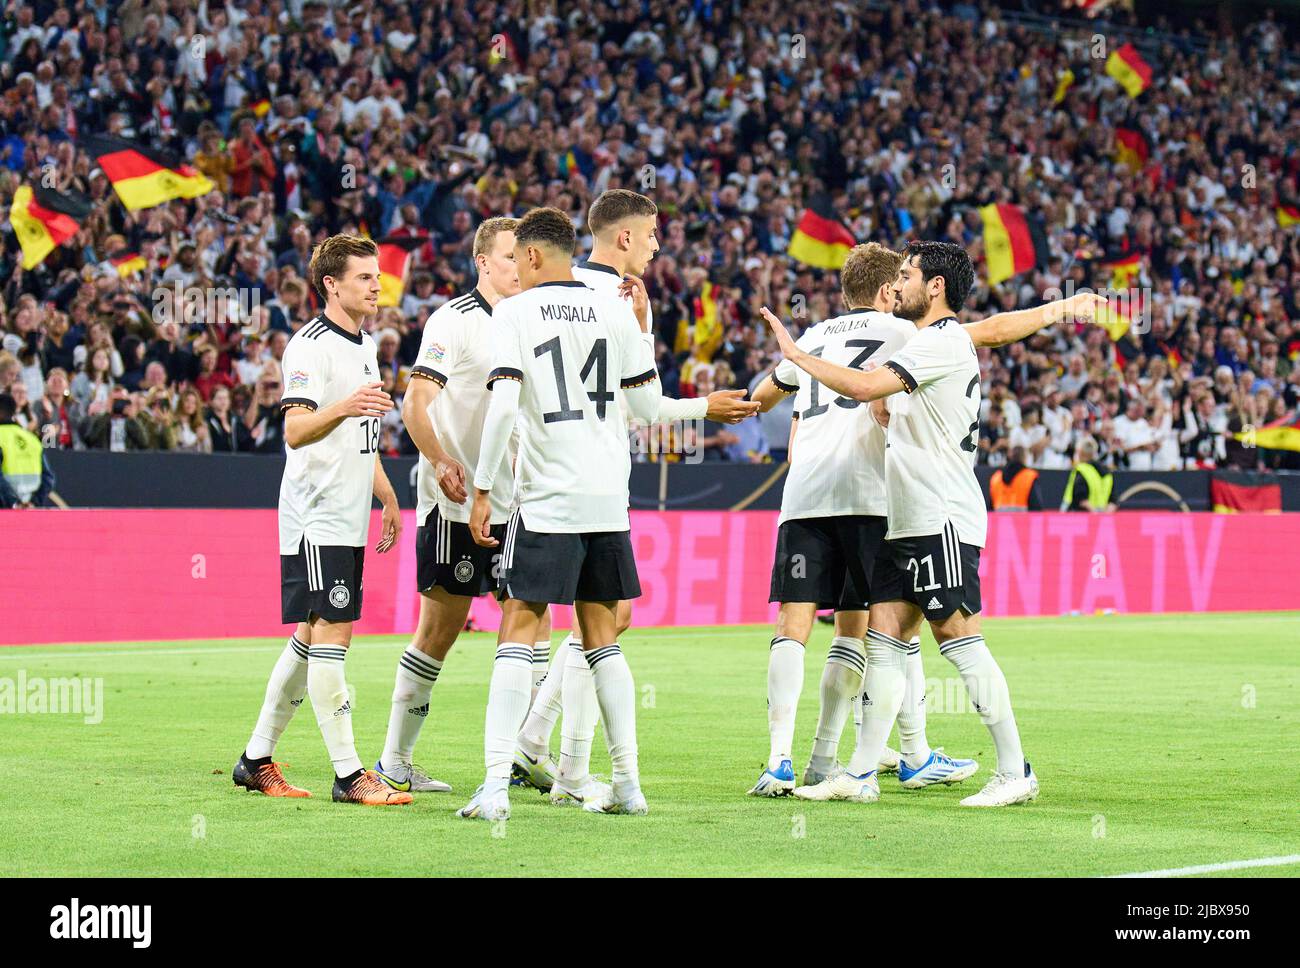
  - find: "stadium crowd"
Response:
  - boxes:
[1,0,1299,476]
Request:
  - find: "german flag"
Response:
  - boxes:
[787,194,856,270]
[250,98,271,119]
[979,203,1050,286]
[692,280,722,360]
[81,134,214,211]
[1095,287,1145,343]
[1278,205,1300,228]
[1114,127,1149,170]
[1105,42,1153,98]
[1103,252,1142,291]
[111,251,147,277]
[1210,473,1282,513]
[375,236,419,308]
[9,184,93,270]
[1237,414,1300,453]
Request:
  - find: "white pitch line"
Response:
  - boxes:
[1110,854,1300,878]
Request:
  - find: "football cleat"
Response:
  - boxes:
[877,745,901,775]
[232,756,311,798]
[793,770,880,803]
[747,759,796,797]
[898,748,979,789]
[582,787,648,815]
[960,761,1039,807]
[457,784,510,821]
[373,759,452,793]
[332,770,413,806]
[802,761,844,786]
[549,775,612,807]
[511,749,558,792]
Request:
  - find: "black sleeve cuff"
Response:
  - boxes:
[486,366,524,389]
[410,365,448,387]
[883,361,917,393]
[280,397,318,412]
[620,368,658,389]
[771,372,799,394]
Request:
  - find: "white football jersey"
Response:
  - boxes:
[574,259,706,424]
[881,316,987,547]
[278,315,382,553]
[774,310,914,523]
[486,280,657,532]
[411,289,514,525]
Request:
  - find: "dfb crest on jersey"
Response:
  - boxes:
[329,582,351,608]
[454,559,475,583]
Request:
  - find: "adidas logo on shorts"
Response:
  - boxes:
[926,597,943,610]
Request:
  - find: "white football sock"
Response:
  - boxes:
[846,632,909,777]
[246,635,309,759]
[941,634,1023,775]
[531,639,550,703]
[484,643,534,780]
[558,641,598,785]
[586,644,638,793]
[809,635,865,773]
[518,633,573,759]
[896,638,932,767]
[380,646,442,769]
[767,636,805,770]
[307,644,363,778]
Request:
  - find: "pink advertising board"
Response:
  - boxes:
[2,510,1295,645]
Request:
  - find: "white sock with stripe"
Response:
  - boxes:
[484,643,534,781]
[518,633,573,760]
[941,634,1024,775]
[897,638,932,767]
[846,631,909,777]
[307,644,363,778]
[767,636,805,771]
[531,639,550,704]
[586,644,639,793]
[246,635,309,759]
[558,640,599,786]
[380,646,442,769]
[809,636,866,774]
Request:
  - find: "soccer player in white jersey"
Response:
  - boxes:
[746,242,976,796]
[370,217,531,795]
[763,240,1105,806]
[458,207,663,821]
[232,235,411,806]
[513,189,759,804]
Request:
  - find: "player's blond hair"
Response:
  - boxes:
[473,216,519,259]
[840,242,903,310]
[308,234,378,299]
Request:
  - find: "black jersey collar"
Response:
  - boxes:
[471,288,493,316]
[577,260,621,277]
[536,280,591,289]
[312,314,364,344]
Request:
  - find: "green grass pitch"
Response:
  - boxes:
[2,613,1297,877]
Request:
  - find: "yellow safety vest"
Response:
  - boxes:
[1062,461,1113,511]
[0,422,42,503]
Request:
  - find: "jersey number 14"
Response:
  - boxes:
[535,337,615,422]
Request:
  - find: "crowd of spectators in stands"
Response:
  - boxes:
[1,0,1298,473]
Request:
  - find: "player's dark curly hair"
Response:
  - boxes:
[903,240,975,313]
[514,206,577,256]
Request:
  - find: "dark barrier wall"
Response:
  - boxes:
[39,451,1300,511]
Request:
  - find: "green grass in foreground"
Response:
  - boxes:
[0,612,1297,877]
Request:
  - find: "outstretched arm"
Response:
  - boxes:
[963,292,1108,348]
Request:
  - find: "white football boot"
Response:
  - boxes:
[582,784,648,815]
[456,783,510,820]
[793,770,880,803]
[897,748,979,789]
[549,774,612,807]
[747,758,796,797]
[877,745,901,774]
[960,761,1039,807]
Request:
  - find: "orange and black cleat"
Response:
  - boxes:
[233,755,312,798]
[332,769,414,806]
